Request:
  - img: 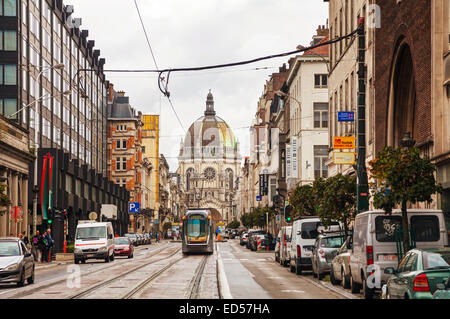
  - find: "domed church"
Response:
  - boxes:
[178,91,241,223]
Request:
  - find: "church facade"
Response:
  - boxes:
[178,91,241,223]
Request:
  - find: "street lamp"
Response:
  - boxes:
[399,132,416,149]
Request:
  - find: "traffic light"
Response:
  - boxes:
[63,209,68,219]
[284,205,293,223]
[47,209,54,224]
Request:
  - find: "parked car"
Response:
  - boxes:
[384,248,450,299]
[289,217,341,275]
[349,209,449,299]
[246,230,264,249]
[330,235,353,288]
[144,233,152,244]
[311,233,346,279]
[275,230,282,263]
[230,229,238,239]
[136,234,145,245]
[114,237,134,258]
[279,226,292,267]
[0,238,35,286]
[250,234,268,251]
[240,232,248,246]
[125,233,138,246]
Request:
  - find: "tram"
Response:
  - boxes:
[181,209,214,255]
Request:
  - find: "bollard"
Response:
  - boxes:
[63,240,67,254]
[218,233,221,241]
[257,238,261,251]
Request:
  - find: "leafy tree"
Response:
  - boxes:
[240,213,253,228]
[0,183,10,216]
[318,174,356,236]
[369,146,442,249]
[227,220,240,229]
[290,184,316,218]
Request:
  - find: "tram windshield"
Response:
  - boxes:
[186,215,207,237]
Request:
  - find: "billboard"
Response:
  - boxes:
[333,152,356,165]
[333,136,356,149]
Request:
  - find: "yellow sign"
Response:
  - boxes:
[333,152,356,165]
[216,222,225,226]
[333,136,356,149]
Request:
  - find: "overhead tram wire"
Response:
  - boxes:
[134,0,186,133]
[75,25,359,96]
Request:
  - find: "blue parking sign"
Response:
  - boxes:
[338,112,355,122]
[129,202,140,213]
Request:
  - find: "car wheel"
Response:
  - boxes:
[350,275,360,294]
[362,277,374,300]
[296,263,302,275]
[330,267,339,285]
[27,267,35,284]
[105,256,110,263]
[74,258,79,264]
[342,268,350,289]
[17,268,25,287]
[81,259,86,264]
[290,264,295,273]
[110,254,114,262]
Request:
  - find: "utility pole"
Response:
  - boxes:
[356,17,369,213]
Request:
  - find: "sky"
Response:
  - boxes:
[67,0,329,171]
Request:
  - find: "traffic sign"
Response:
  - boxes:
[338,112,355,122]
[256,195,262,202]
[128,202,140,214]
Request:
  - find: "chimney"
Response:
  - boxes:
[108,83,114,102]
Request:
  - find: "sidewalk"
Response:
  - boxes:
[35,261,69,270]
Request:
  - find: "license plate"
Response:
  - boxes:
[87,254,95,258]
[380,254,397,261]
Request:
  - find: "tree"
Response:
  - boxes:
[227,220,240,229]
[0,183,10,216]
[369,146,442,249]
[240,213,253,229]
[318,174,356,236]
[290,185,316,218]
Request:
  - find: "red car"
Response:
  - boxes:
[114,237,134,258]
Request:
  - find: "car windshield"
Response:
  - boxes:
[321,236,345,248]
[423,252,450,270]
[76,226,106,239]
[0,242,20,256]
[114,238,129,245]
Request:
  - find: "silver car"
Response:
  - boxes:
[311,234,346,280]
[0,238,35,286]
[330,236,353,288]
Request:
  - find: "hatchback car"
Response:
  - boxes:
[0,238,35,286]
[330,236,353,288]
[240,233,248,246]
[114,237,134,258]
[384,248,450,299]
[311,233,346,279]
[125,233,138,246]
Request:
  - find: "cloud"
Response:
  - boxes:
[67,0,328,170]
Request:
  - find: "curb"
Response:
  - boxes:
[215,243,233,299]
[35,262,68,271]
[300,275,361,299]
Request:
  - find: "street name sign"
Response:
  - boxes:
[338,112,355,122]
[256,195,262,202]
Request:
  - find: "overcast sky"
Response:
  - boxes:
[68,0,329,171]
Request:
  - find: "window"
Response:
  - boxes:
[0,98,17,118]
[0,64,17,85]
[375,216,402,242]
[75,179,81,197]
[63,133,69,150]
[116,157,121,171]
[411,216,440,242]
[1,0,17,16]
[54,126,60,146]
[0,30,17,51]
[403,253,418,272]
[314,74,328,88]
[314,145,328,179]
[314,103,328,128]
[122,157,126,170]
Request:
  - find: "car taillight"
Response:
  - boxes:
[297,245,301,258]
[413,274,430,292]
[283,235,286,246]
[319,249,325,259]
[366,246,374,265]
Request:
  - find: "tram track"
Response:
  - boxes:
[69,246,182,299]
[185,254,210,299]
[6,243,172,299]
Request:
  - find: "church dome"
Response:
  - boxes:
[180,91,240,160]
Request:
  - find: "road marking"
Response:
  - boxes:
[216,244,233,299]
[266,276,283,279]
[281,289,305,293]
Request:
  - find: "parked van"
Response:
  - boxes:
[349,209,449,299]
[74,221,115,264]
[279,226,292,267]
[289,217,342,275]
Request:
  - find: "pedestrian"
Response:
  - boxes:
[41,231,49,262]
[32,230,42,262]
[21,231,29,246]
[45,229,54,262]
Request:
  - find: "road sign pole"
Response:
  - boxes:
[356,17,369,213]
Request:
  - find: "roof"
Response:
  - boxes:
[303,35,329,56]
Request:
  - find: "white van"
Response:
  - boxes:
[279,226,292,267]
[349,209,449,299]
[289,217,342,275]
[74,221,115,264]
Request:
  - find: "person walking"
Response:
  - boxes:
[45,229,54,262]
[41,231,49,262]
[32,231,42,262]
[21,231,29,246]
